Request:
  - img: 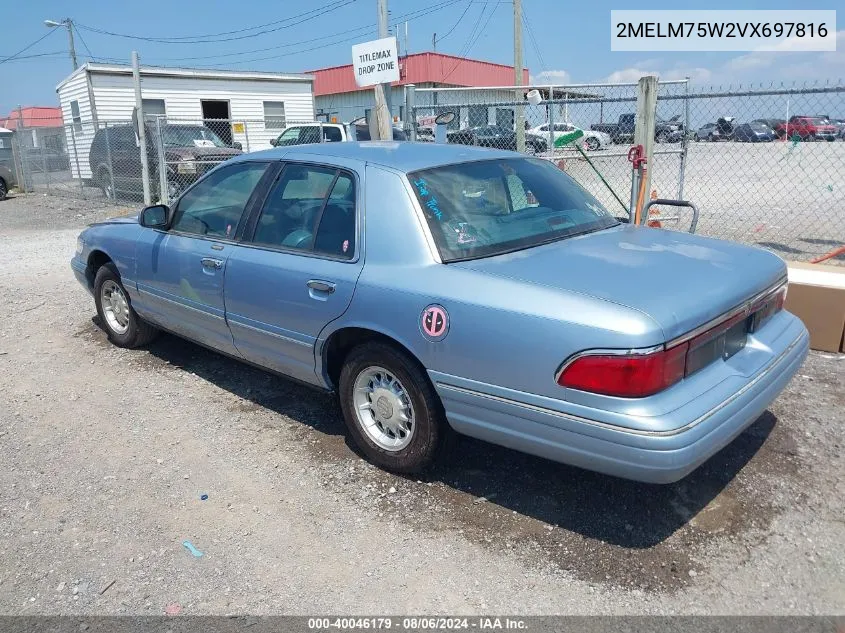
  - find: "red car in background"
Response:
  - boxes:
[775,116,838,141]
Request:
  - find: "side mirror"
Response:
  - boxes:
[269,138,278,147]
[232,141,243,150]
[139,204,170,229]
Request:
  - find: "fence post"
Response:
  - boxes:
[155,117,168,205]
[131,51,152,205]
[242,121,251,152]
[633,75,658,221]
[40,141,49,193]
[69,124,84,197]
[678,77,690,200]
[12,105,27,193]
[547,86,555,157]
[103,123,116,201]
[405,84,416,141]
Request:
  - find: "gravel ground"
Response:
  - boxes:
[0,193,843,615]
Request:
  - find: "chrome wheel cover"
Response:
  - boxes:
[352,366,415,451]
[100,280,130,335]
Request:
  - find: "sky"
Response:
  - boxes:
[1,0,843,115]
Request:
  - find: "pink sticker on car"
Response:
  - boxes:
[420,304,449,341]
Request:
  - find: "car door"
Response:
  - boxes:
[133,160,272,355]
[224,161,364,385]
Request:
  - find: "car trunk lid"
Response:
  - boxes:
[452,224,786,341]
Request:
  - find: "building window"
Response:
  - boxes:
[142,99,166,121]
[263,102,286,129]
[70,100,82,132]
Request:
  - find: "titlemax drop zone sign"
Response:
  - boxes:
[352,37,400,87]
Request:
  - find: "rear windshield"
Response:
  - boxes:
[408,158,618,262]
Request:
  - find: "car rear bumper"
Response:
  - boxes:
[431,318,808,484]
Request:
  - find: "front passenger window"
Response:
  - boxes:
[170,162,268,238]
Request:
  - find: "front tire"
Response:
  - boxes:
[339,342,447,473]
[0,177,7,200]
[94,263,158,348]
[585,137,600,151]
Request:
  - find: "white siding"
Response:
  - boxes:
[91,73,314,150]
[57,70,95,179]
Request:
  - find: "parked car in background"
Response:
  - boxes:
[715,117,737,140]
[775,116,838,141]
[590,113,684,144]
[89,123,242,200]
[0,162,16,199]
[694,123,722,142]
[270,123,407,146]
[752,118,785,131]
[527,123,611,150]
[734,121,777,142]
[415,128,435,142]
[71,142,808,483]
[447,125,547,154]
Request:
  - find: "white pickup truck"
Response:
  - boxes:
[269,123,407,147]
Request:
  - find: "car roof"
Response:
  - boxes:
[239,142,522,173]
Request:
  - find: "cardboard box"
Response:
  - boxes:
[785,261,845,353]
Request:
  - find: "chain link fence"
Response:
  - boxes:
[680,83,845,263]
[8,80,844,264]
[412,81,845,263]
[412,81,690,223]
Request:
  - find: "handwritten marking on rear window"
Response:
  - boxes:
[414,178,443,220]
[425,197,443,220]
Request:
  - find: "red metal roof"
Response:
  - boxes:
[0,106,63,128]
[308,52,529,96]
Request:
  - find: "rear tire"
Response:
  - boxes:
[0,177,7,200]
[339,342,448,473]
[94,263,159,348]
[585,137,600,151]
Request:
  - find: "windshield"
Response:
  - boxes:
[408,158,618,262]
[749,122,770,131]
[161,126,227,148]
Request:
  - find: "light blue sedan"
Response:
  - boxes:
[71,142,808,483]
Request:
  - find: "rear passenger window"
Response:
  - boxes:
[314,174,356,258]
[251,165,356,258]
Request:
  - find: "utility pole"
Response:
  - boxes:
[44,18,78,71]
[373,0,392,140]
[513,0,525,153]
[132,51,152,205]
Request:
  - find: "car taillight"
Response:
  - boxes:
[557,282,787,398]
[556,344,687,398]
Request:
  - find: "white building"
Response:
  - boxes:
[56,63,315,179]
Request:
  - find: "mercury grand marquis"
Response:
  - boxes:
[71,142,809,483]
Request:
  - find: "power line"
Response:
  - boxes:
[77,0,359,44]
[434,0,472,45]
[521,7,546,72]
[0,28,58,65]
[441,1,499,83]
[0,50,65,61]
[140,0,453,63]
[73,24,97,62]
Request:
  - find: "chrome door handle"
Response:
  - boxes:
[201,257,224,270]
[306,279,336,294]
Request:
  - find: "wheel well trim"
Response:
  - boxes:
[316,321,426,390]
